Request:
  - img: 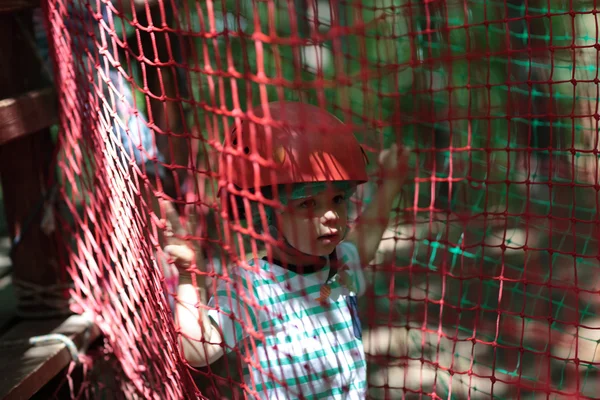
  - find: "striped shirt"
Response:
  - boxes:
[207,242,367,399]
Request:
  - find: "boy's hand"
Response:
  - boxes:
[164,244,195,270]
[346,142,410,265]
[377,143,410,188]
[161,199,205,280]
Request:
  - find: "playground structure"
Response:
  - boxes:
[1,0,600,398]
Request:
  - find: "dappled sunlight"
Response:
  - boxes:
[34,0,600,397]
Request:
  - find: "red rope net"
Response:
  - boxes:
[41,0,600,398]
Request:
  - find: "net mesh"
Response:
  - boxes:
[39,0,600,397]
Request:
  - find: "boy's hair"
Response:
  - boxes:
[243,181,357,233]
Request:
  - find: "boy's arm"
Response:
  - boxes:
[345,144,409,266]
[168,245,226,367]
[162,201,225,367]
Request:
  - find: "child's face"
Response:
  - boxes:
[278,188,348,256]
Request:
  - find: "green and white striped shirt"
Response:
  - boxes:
[207,242,367,399]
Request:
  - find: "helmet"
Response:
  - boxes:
[219,101,368,193]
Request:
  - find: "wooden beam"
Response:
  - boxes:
[0,315,101,400]
[0,88,58,146]
[0,128,64,317]
[0,10,65,316]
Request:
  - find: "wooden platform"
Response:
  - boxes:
[0,237,101,400]
[0,314,101,400]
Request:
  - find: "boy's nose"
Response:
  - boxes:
[321,210,339,224]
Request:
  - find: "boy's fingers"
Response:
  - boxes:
[378,147,392,166]
[164,244,194,259]
[398,146,411,166]
[161,199,187,236]
[164,244,195,265]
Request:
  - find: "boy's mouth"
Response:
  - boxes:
[317,232,340,242]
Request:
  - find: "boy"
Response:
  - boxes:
[167,101,408,399]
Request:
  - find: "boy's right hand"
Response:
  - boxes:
[164,244,195,270]
[161,198,202,274]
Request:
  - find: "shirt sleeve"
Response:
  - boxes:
[207,272,261,353]
[336,241,367,297]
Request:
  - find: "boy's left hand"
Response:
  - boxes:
[161,199,205,276]
[377,143,410,188]
[346,143,410,265]
[164,243,195,270]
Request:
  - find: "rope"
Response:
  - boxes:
[0,315,95,364]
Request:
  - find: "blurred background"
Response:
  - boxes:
[2,0,600,398]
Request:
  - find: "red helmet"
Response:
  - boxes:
[219,101,368,193]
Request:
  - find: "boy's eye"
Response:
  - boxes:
[298,199,316,209]
[333,195,345,204]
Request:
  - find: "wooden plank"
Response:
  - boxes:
[0,315,101,400]
[0,88,58,146]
